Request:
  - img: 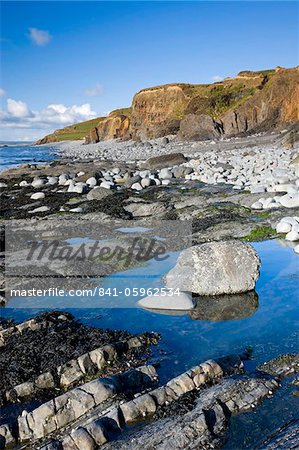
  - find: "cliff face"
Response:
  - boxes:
[35,66,299,145]
[220,67,299,136]
[129,85,189,139]
[115,67,298,141]
[128,72,269,140]
[86,111,131,143]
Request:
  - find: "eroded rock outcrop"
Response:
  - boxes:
[99,376,279,450]
[86,110,131,143]
[221,67,299,136]
[129,84,187,139]
[179,113,222,140]
[140,152,187,169]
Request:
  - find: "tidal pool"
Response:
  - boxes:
[2,239,298,447]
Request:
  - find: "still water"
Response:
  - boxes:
[1,239,298,447]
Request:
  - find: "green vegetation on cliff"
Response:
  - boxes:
[109,107,132,117]
[35,117,104,144]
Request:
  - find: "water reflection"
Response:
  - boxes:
[190,291,259,321]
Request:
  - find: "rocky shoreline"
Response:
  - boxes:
[0,312,298,449]
[0,128,298,449]
[1,129,298,244]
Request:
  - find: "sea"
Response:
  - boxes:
[0,142,57,172]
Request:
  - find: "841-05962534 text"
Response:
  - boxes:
[10,287,182,298]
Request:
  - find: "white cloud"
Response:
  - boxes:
[28,28,52,46]
[212,75,223,82]
[7,98,32,118]
[0,88,6,97]
[85,83,103,97]
[0,98,98,140]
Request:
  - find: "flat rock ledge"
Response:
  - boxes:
[100,377,279,450]
[39,354,244,450]
[0,365,157,448]
[1,352,296,449]
[257,353,299,378]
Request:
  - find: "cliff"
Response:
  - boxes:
[35,117,103,145]
[36,66,299,144]
[85,108,131,143]
[220,67,299,136]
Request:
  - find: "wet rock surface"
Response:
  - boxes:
[0,312,159,406]
[0,132,298,449]
[0,312,297,450]
[101,376,279,450]
[38,354,243,450]
[260,418,299,449]
[1,132,298,229]
[190,291,259,321]
[257,353,299,378]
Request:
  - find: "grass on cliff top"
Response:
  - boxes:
[41,117,104,142]
[109,107,131,117]
[171,82,260,120]
[40,108,132,143]
[237,69,276,77]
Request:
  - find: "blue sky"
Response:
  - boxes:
[1,1,298,140]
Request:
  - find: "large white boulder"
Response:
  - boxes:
[86,177,97,187]
[141,178,152,188]
[32,178,46,188]
[159,168,173,180]
[100,181,114,190]
[59,174,70,185]
[131,182,143,191]
[47,176,58,185]
[164,240,260,296]
[280,217,299,226]
[251,201,263,210]
[67,182,88,194]
[19,180,29,187]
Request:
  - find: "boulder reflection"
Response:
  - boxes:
[189,290,258,321]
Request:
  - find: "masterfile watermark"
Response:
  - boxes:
[26,237,169,265]
[5,219,192,305]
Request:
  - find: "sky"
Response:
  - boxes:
[0,1,298,141]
